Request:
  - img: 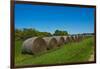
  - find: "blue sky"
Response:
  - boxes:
[15,4,95,34]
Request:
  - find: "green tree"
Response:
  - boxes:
[15,28,52,40]
[15,29,23,40]
[53,30,68,36]
[22,28,39,40]
[15,28,68,41]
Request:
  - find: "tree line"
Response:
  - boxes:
[15,28,68,41]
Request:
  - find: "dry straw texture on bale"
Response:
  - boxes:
[70,36,75,42]
[53,36,65,46]
[78,35,83,41]
[67,36,72,42]
[22,37,47,55]
[75,35,77,42]
[63,36,68,43]
[76,35,79,41]
[76,35,80,42]
[66,36,70,43]
[72,35,77,42]
[43,37,58,50]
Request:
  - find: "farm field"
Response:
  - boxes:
[15,37,94,66]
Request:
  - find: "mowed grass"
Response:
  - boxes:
[15,37,94,66]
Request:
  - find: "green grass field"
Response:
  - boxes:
[15,37,94,66]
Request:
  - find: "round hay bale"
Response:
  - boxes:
[71,36,76,42]
[65,36,70,43]
[77,35,83,41]
[67,36,72,42]
[75,35,78,42]
[77,35,80,41]
[22,37,47,55]
[63,36,68,43]
[74,35,77,42]
[53,36,65,46]
[43,37,58,50]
